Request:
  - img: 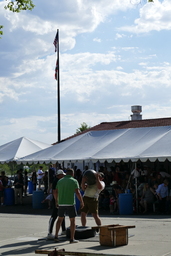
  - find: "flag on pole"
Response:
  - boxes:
[53,30,59,80]
[53,31,58,52]
[55,59,58,80]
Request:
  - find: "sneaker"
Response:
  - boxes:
[61,230,66,235]
[70,239,79,243]
[54,236,59,242]
[46,233,55,240]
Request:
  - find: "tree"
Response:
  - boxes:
[76,122,91,134]
[0,163,11,175]
[1,0,35,37]
[4,0,35,12]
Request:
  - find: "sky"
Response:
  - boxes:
[0,0,171,146]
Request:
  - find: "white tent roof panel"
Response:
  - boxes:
[0,137,51,163]
[17,126,171,164]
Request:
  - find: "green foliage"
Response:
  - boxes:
[0,164,11,175]
[4,0,35,13]
[1,1,35,37]
[76,122,91,134]
[0,26,3,38]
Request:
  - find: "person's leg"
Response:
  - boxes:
[91,212,101,226]
[162,197,167,213]
[38,179,41,190]
[80,197,88,226]
[81,211,87,226]
[139,199,144,212]
[89,198,101,226]
[143,200,147,213]
[48,207,58,235]
[69,217,76,241]
[38,180,40,190]
[25,185,27,196]
[61,217,66,232]
[55,217,64,238]
[33,183,36,191]
[19,188,23,204]
[0,192,4,205]
[158,198,165,213]
[14,188,18,204]
[48,200,51,209]
[67,205,78,242]
[1,196,4,205]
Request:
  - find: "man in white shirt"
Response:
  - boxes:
[37,166,44,190]
[81,171,105,227]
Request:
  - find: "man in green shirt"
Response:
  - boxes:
[54,168,84,243]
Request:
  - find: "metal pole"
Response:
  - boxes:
[135,162,139,213]
[57,29,61,143]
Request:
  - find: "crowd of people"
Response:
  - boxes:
[98,164,171,215]
[0,169,30,206]
[1,163,171,242]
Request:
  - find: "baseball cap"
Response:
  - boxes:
[56,169,66,175]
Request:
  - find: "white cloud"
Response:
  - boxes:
[93,38,101,43]
[1,0,171,146]
[120,0,171,33]
[115,33,126,39]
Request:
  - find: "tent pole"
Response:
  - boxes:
[48,166,50,190]
[135,162,138,213]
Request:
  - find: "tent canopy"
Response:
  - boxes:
[17,126,171,164]
[0,137,51,163]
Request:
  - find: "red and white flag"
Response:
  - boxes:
[55,59,58,80]
[53,31,58,52]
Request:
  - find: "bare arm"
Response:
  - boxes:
[53,188,57,201]
[54,188,58,206]
[95,173,104,190]
[75,188,84,209]
[81,176,87,191]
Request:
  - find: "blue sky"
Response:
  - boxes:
[0,0,171,145]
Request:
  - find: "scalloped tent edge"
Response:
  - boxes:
[17,126,171,164]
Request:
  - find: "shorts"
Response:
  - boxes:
[37,179,42,185]
[81,196,98,214]
[58,205,77,218]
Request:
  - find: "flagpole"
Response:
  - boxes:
[56,29,61,143]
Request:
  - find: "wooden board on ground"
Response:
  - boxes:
[35,249,137,256]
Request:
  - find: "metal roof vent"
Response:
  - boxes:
[131,105,142,120]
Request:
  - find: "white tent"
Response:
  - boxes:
[0,137,52,163]
[17,126,171,164]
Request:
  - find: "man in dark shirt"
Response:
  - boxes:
[49,164,55,187]
[47,169,66,239]
[14,172,24,205]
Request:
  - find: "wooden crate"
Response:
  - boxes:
[92,224,135,247]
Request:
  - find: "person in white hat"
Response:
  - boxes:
[46,169,66,240]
